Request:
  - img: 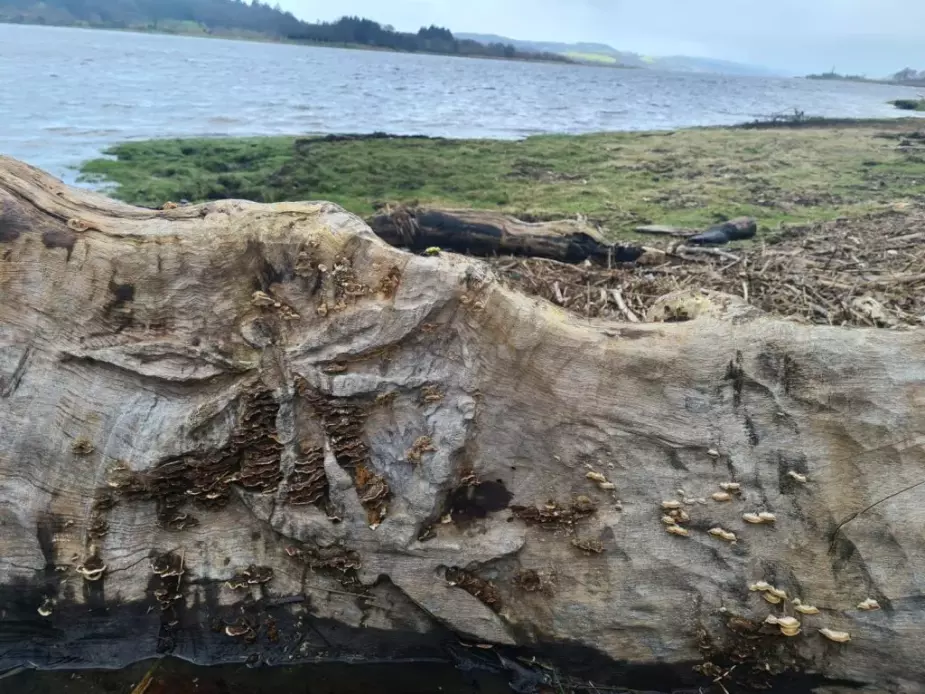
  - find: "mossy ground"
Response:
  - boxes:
[80,120,925,240]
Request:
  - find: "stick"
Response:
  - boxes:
[610,289,640,323]
[553,282,565,305]
[676,245,742,263]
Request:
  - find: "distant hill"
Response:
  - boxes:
[458,32,645,68]
[457,32,778,76]
[0,3,567,63]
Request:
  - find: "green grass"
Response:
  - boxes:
[562,52,619,65]
[80,121,925,240]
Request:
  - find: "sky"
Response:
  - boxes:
[277,0,925,76]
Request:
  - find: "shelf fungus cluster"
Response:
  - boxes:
[707,527,737,543]
[662,500,691,537]
[793,598,820,615]
[819,628,852,643]
[749,581,787,604]
[711,481,742,503]
[37,597,54,618]
[752,580,853,644]
[585,470,616,491]
[226,565,274,591]
[743,511,776,525]
[765,615,802,637]
[76,554,107,582]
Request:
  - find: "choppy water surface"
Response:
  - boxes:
[1,23,922,182]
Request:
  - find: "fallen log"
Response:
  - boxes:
[1,157,925,693]
[368,206,643,264]
[688,217,758,245]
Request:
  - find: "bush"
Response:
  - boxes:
[890,99,925,111]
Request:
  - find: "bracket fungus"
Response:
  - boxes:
[707,527,737,543]
[820,628,851,643]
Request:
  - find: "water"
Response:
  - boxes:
[1,24,923,184]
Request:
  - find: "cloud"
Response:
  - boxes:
[278,0,925,75]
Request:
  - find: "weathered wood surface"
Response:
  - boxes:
[368,206,643,264]
[1,157,925,692]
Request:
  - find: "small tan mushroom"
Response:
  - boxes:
[758,512,777,523]
[778,616,801,637]
[669,509,691,523]
[37,598,54,617]
[858,598,881,611]
[819,628,851,643]
[76,565,107,582]
[666,525,690,537]
[788,471,808,484]
[661,516,677,525]
[720,482,741,492]
[599,482,617,491]
[749,581,771,592]
[708,527,737,543]
[711,492,732,502]
[661,500,683,510]
[795,603,820,615]
[768,586,787,600]
[707,449,720,458]
[586,471,607,484]
[764,615,780,625]
[251,291,277,307]
[763,592,783,604]
[225,624,253,638]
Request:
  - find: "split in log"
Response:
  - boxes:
[1,156,925,693]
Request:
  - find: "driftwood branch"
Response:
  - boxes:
[368,206,643,264]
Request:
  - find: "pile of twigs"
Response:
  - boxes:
[489,209,925,329]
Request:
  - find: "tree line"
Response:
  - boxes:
[0,0,568,62]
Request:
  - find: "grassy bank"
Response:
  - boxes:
[80,120,925,239]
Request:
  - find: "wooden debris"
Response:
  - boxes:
[490,209,925,328]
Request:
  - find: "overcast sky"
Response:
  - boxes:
[278,0,925,76]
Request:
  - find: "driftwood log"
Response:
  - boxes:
[2,157,925,693]
[368,206,643,264]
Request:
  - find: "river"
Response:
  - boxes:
[1,23,923,183]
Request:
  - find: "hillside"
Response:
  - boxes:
[457,32,645,68]
[458,31,778,76]
[0,2,566,63]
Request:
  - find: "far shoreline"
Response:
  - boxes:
[0,20,637,69]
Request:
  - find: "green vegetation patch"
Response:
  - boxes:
[563,52,618,65]
[81,121,925,240]
[891,99,925,112]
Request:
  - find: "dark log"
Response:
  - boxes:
[368,206,643,264]
[687,217,758,245]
